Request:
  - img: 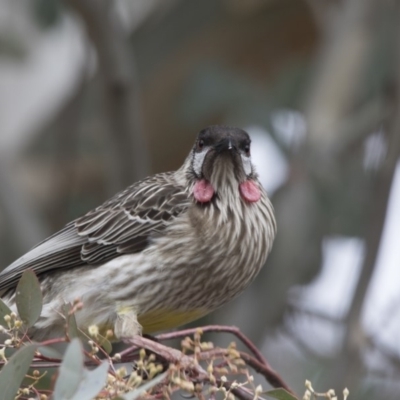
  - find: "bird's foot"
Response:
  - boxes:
[114,309,142,340]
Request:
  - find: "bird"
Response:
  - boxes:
[0,125,276,342]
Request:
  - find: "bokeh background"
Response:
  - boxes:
[1,0,400,398]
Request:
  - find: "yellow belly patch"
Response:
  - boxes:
[138,309,206,334]
[95,307,206,340]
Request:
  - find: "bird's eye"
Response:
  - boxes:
[244,144,250,156]
[197,139,205,150]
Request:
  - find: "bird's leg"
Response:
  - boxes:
[113,310,190,374]
[113,312,205,373]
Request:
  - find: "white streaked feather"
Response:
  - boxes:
[1,226,85,275]
[192,147,210,176]
[241,154,252,176]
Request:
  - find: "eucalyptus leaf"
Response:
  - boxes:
[123,371,168,400]
[15,269,42,327]
[53,339,109,400]
[62,303,79,339]
[53,338,84,400]
[265,388,299,400]
[0,344,37,400]
[0,298,12,328]
[69,360,109,400]
[98,336,112,354]
[37,345,63,360]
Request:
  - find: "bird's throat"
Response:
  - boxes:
[193,179,261,203]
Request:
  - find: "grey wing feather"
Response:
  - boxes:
[0,172,189,291]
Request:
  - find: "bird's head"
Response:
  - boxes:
[187,125,261,204]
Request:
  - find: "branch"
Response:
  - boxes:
[0,318,294,398]
[198,347,292,394]
[127,335,207,373]
[119,325,295,395]
[156,325,268,365]
[217,379,268,400]
[305,0,380,151]
[339,4,400,388]
[67,0,150,187]
[124,335,273,400]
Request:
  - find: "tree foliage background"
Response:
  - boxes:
[0,0,400,399]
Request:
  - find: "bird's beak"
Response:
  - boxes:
[215,137,236,154]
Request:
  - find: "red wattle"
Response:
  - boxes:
[239,180,261,203]
[193,179,215,203]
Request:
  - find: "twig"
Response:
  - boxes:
[132,344,267,400]
[156,325,268,366]
[2,324,294,398]
[127,335,207,376]
[197,347,294,394]
[36,337,67,347]
[118,325,295,395]
[217,379,267,400]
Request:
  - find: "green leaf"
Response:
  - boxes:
[62,303,79,339]
[53,339,109,400]
[0,298,12,327]
[69,360,109,400]
[123,371,168,400]
[265,388,299,400]
[37,345,63,360]
[98,336,112,354]
[53,338,84,400]
[15,269,42,327]
[0,344,37,400]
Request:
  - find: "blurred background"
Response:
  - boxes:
[0,0,399,398]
